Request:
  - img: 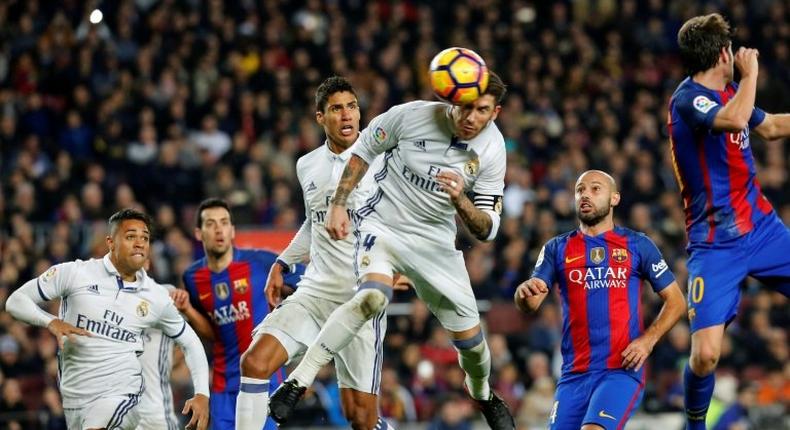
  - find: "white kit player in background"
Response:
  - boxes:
[4,209,210,430]
[236,76,403,430]
[270,72,516,430]
[136,283,179,430]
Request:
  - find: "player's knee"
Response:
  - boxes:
[690,346,720,375]
[354,288,389,319]
[240,348,271,378]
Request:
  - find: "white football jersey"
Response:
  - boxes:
[136,285,179,430]
[281,142,382,301]
[351,100,507,248]
[35,255,190,408]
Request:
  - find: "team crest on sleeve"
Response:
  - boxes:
[464,157,480,176]
[535,245,546,267]
[611,248,628,263]
[215,282,230,300]
[590,247,605,264]
[42,267,57,282]
[136,300,150,317]
[693,95,718,114]
[373,127,387,143]
[361,255,371,268]
[233,278,249,294]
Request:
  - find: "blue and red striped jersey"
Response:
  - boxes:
[532,227,674,380]
[182,248,302,393]
[668,77,771,244]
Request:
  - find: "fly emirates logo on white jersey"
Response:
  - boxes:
[568,266,628,290]
[400,164,447,193]
[75,309,138,342]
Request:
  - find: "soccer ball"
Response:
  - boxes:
[429,47,489,105]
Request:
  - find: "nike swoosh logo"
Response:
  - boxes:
[565,255,584,264]
[598,410,616,420]
[199,293,211,300]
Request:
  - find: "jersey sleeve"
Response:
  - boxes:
[282,264,304,288]
[674,89,722,131]
[749,106,766,128]
[351,104,408,164]
[531,238,558,288]
[35,262,79,300]
[181,271,206,316]
[155,298,190,339]
[637,235,675,293]
[471,140,506,197]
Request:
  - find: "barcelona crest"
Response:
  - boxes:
[590,247,605,264]
[612,248,629,263]
[233,278,249,294]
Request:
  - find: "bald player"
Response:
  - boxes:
[514,170,685,430]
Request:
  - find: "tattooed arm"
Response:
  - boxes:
[325,154,370,240]
[436,171,500,241]
[330,154,370,206]
[453,193,494,240]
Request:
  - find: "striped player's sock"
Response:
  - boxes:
[684,364,714,430]
[374,416,395,430]
[236,377,270,429]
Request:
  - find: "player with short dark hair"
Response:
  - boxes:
[670,12,790,429]
[174,198,303,430]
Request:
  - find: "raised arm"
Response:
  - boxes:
[711,48,759,132]
[753,113,790,140]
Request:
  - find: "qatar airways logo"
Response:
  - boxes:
[568,267,628,290]
[728,126,750,150]
[211,302,250,325]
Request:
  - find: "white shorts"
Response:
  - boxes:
[252,290,387,394]
[355,220,480,332]
[64,394,141,430]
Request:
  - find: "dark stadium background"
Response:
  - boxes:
[0,0,787,429]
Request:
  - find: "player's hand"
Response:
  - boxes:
[436,171,465,203]
[170,289,193,313]
[47,319,91,349]
[183,393,209,430]
[734,46,759,78]
[393,273,414,291]
[266,262,285,308]
[515,278,548,299]
[325,203,350,240]
[621,334,656,371]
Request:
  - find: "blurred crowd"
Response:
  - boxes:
[0,0,788,428]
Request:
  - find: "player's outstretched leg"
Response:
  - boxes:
[453,330,515,429]
[269,283,392,423]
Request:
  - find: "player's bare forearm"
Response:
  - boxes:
[755,113,790,140]
[330,154,369,206]
[453,194,492,240]
[643,282,685,346]
[183,308,215,341]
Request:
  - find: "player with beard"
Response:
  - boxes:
[175,198,303,430]
[514,170,685,430]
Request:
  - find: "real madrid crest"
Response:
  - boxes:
[590,247,605,265]
[464,157,480,176]
[215,282,230,300]
[136,300,149,317]
[361,255,371,268]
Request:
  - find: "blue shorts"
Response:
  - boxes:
[210,391,278,430]
[686,214,790,333]
[549,370,644,430]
